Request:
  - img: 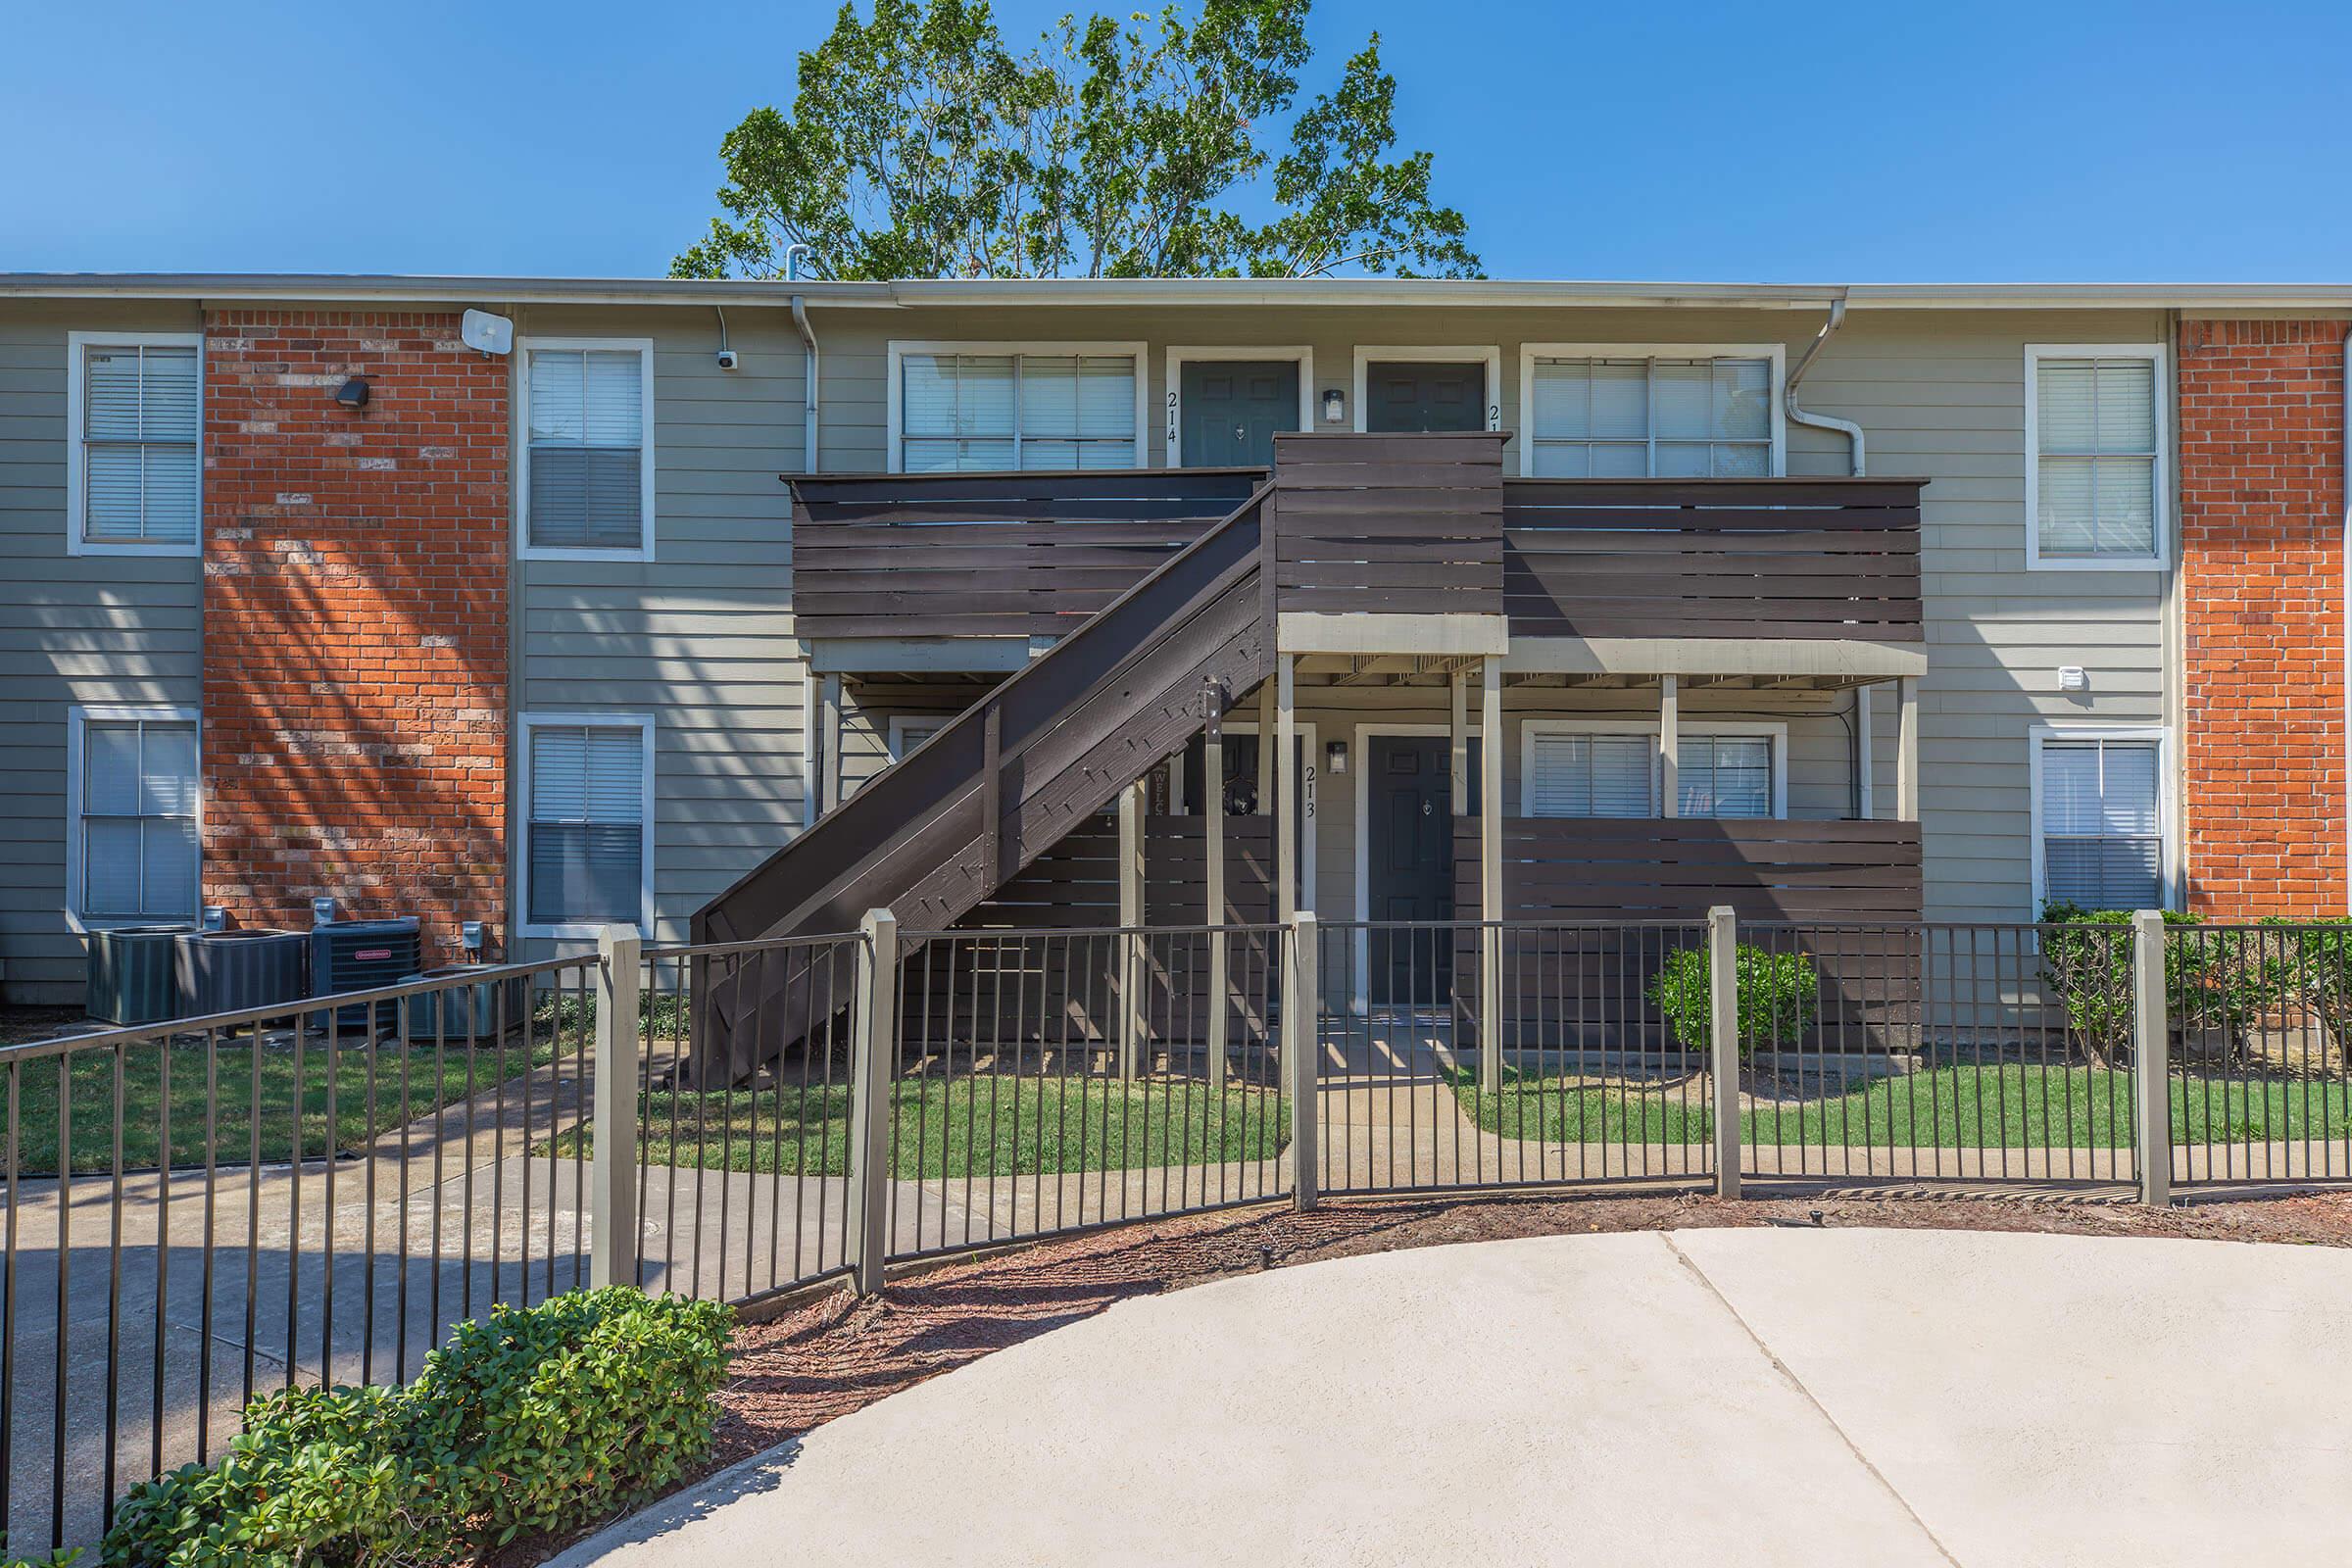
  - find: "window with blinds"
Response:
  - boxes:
[526,346,649,551]
[1526,733,1654,817]
[76,714,200,921]
[900,352,1137,470]
[526,722,648,925]
[1679,736,1774,817]
[1528,356,1772,477]
[2039,737,2163,910]
[2031,353,2160,562]
[77,340,200,548]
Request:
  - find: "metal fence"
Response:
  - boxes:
[12,907,2352,1553]
[1,954,604,1554]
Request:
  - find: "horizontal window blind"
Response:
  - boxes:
[902,353,1135,471]
[1529,357,1771,478]
[1679,736,1772,818]
[1527,733,1652,817]
[528,348,647,550]
[2041,738,2162,910]
[81,343,200,546]
[79,716,199,920]
[528,724,646,923]
[2035,357,2157,560]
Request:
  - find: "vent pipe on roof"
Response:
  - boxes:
[1786,295,1865,476]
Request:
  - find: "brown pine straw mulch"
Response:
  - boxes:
[509,1182,2352,1563]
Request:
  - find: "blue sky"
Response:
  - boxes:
[3,0,2345,281]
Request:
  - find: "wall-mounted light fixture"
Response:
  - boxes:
[1322,387,1346,425]
[1325,738,1348,775]
[334,375,370,411]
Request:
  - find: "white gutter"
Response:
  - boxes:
[1785,296,1865,476]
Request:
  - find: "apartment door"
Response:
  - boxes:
[1366,736,1476,1004]
[1179,361,1299,467]
[1364,362,1487,433]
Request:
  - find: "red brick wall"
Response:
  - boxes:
[201,311,510,961]
[2179,318,2347,916]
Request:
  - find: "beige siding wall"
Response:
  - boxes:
[0,300,207,1002]
[507,305,811,950]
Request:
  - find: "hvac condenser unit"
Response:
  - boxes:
[174,929,310,1019]
[86,925,193,1025]
[402,964,530,1042]
[310,917,422,1033]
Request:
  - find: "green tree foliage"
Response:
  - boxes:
[673,0,1479,280]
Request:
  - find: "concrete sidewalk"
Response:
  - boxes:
[553,1228,2352,1568]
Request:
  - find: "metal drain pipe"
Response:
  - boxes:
[1787,294,1865,476]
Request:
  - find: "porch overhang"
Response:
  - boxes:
[1276,611,1510,659]
[1500,636,1927,684]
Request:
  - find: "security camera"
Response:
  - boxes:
[716,348,740,371]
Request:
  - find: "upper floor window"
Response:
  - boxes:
[520,339,654,557]
[1524,349,1778,478]
[892,345,1141,471]
[2026,346,2167,568]
[69,333,201,556]
[70,709,200,924]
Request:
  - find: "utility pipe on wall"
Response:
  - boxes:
[2342,325,2351,911]
[1787,295,1865,476]
[788,242,820,470]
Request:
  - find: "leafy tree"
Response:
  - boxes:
[673,0,1479,280]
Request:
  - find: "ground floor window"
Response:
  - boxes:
[1523,722,1785,818]
[70,708,200,923]
[522,714,653,933]
[2034,730,2166,911]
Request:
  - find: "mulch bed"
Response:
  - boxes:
[511,1180,2352,1562]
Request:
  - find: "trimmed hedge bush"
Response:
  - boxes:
[100,1288,732,1567]
[2037,903,2269,1067]
[1648,943,1819,1059]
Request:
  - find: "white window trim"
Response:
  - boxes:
[1349,346,1504,434]
[1515,342,1788,478]
[1517,715,1789,817]
[515,336,657,562]
[884,340,1150,473]
[516,710,658,939]
[886,713,952,761]
[2023,342,2171,572]
[65,704,202,933]
[1161,346,1315,467]
[2028,723,2176,913]
[66,330,204,558]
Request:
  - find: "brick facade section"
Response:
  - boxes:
[2179,318,2347,916]
[201,312,509,961]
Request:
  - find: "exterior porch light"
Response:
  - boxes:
[1325,738,1348,775]
[1321,387,1346,424]
[334,375,370,411]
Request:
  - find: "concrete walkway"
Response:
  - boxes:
[553,1228,2352,1568]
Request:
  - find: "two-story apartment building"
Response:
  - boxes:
[0,274,2341,1009]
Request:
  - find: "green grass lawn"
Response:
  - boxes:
[1451,1063,2352,1150]
[559,1075,1291,1179]
[5,1031,564,1177]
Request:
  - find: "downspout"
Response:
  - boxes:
[1786,293,1864,476]
[786,243,819,471]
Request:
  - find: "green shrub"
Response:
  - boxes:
[4,1544,84,1567]
[2037,903,2264,1067]
[1647,943,1819,1059]
[2255,915,2352,1069]
[410,1289,735,1546]
[99,1289,733,1566]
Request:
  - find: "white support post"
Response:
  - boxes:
[1119,779,1147,1082]
[1449,669,1470,816]
[589,923,643,1291]
[1854,683,1876,820]
[1895,674,1920,820]
[1708,906,1741,1200]
[1659,674,1681,819]
[1276,656,1298,926]
[847,907,900,1296]
[818,671,844,817]
[1287,909,1320,1211]
[2133,909,2173,1206]
[1205,698,1230,1094]
[1480,658,1504,1093]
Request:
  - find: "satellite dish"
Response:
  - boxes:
[461,309,514,356]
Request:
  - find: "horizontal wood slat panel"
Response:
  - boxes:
[1499,476,1925,642]
[1268,431,1506,618]
[1459,816,1926,924]
[793,470,1262,642]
